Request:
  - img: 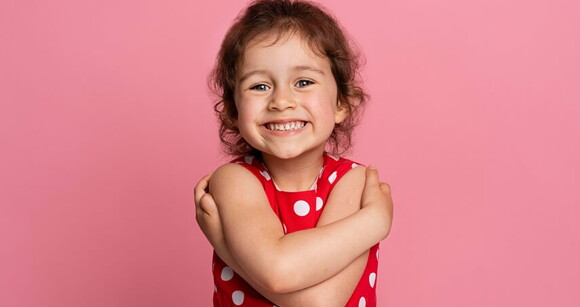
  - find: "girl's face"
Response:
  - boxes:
[234,34,347,160]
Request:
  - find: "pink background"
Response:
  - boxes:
[1,0,579,306]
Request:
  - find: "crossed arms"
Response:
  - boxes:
[195,165,393,306]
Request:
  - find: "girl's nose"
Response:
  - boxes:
[268,87,296,111]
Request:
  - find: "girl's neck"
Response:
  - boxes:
[261,148,325,192]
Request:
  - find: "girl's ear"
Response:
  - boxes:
[334,99,349,124]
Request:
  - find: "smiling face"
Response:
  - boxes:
[234,33,347,160]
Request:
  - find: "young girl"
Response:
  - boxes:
[195,0,394,306]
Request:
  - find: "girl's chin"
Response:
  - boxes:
[262,147,324,161]
[262,150,301,160]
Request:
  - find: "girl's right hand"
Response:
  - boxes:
[361,166,394,239]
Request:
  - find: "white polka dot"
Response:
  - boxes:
[326,153,339,161]
[328,171,337,184]
[376,248,380,260]
[221,266,234,281]
[260,170,271,180]
[283,223,287,234]
[369,272,376,288]
[316,197,323,211]
[232,290,244,305]
[293,200,310,216]
[352,163,359,168]
[244,155,254,165]
[359,296,366,307]
[311,182,318,191]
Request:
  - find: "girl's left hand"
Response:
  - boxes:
[194,172,225,249]
[195,173,246,283]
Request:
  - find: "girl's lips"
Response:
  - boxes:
[263,120,307,132]
[262,118,307,125]
[264,121,306,131]
[261,121,309,135]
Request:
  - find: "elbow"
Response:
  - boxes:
[262,279,290,294]
[379,206,394,241]
[384,213,394,239]
[378,219,392,241]
[260,260,302,294]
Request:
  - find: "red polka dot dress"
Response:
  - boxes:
[212,153,380,306]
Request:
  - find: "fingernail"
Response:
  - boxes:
[368,164,377,170]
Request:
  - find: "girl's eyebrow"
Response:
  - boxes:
[238,66,325,83]
[293,65,325,75]
[239,69,268,83]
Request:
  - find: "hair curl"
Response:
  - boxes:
[209,0,367,157]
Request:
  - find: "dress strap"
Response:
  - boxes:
[314,152,364,196]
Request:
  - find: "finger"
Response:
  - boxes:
[200,192,219,217]
[194,172,213,205]
[365,166,380,187]
[201,171,213,187]
[194,180,207,205]
[379,182,391,194]
[379,183,394,215]
[196,193,213,224]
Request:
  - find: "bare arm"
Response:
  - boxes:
[208,163,390,293]
[196,164,393,296]
[196,166,393,305]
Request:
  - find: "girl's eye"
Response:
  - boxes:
[249,84,270,91]
[295,79,314,88]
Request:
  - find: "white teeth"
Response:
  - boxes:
[266,121,306,131]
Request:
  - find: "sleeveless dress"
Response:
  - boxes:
[212,153,380,306]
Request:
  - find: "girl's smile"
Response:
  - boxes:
[261,119,309,137]
[263,119,307,132]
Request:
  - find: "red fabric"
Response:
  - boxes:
[212,153,379,306]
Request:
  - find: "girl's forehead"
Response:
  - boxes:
[241,33,328,68]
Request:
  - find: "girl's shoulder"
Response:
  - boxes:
[211,155,266,183]
[208,155,272,197]
[208,159,267,207]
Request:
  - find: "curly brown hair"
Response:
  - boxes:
[209,0,367,157]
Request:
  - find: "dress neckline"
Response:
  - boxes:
[261,154,331,193]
